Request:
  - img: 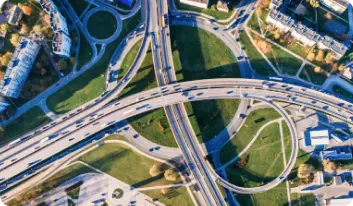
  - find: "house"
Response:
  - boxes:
[320,0,349,14]
[340,67,352,79]
[321,147,353,160]
[53,31,72,58]
[179,0,209,9]
[0,37,40,99]
[266,9,348,59]
[7,5,22,26]
[217,1,229,12]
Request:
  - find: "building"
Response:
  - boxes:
[320,0,349,14]
[179,0,209,9]
[217,1,229,12]
[304,130,330,146]
[35,0,58,13]
[327,197,353,206]
[340,66,352,79]
[0,96,10,113]
[0,37,40,99]
[8,5,22,26]
[0,0,7,10]
[36,0,72,58]
[266,9,348,59]
[53,31,72,58]
[50,10,69,35]
[321,147,353,160]
[269,0,283,10]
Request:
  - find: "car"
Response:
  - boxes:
[227,91,233,94]
[236,38,240,41]
[133,134,139,138]
[213,27,219,30]
[149,148,154,152]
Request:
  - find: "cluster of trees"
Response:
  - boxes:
[297,163,315,184]
[254,35,273,54]
[307,49,344,75]
[323,159,337,173]
[20,51,58,100]
[308,0,320,8]
[149,163,180,182]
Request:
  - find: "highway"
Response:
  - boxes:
[2,78,353,194]
[2,0,353,203]
[152,0,226,205]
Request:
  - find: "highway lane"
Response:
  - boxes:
[153,0,226,205]
[1,79,353,192]
[0,83,299,193]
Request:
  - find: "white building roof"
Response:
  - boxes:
[53,31,71,58]
[0,37,40,99]
[330,198,353,206]
[310,130,330,145]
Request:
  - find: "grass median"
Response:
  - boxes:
[220,108,281,164]
[225,123,284,187]
[171,25,241,143]
[47,12,141,114]
[87,11,118,39]
[79,143,181,188]
[175,1,234,20]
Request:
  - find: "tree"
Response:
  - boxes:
[325,51,335,63]
[324,12,332,20]
[323,160,337,173]
[31,25,43,35]
[297,164,313,179]
[0,24,10,34]
[149,164,164,177]
[314,66,321,73]
[57,59,68,70]
[70,57,76,65]
[164,168,179,181]
[274,30,281,39]
[315,50,325,62]
[0,52,13,66]
[20,23,29,34]
[309,0,319,8]
[42,14,50,26]
[10,33,20,47]
[307,51,315,61]
[20,5,33,16]
[338,64,345,72]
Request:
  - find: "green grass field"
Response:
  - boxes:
[6,163,96,206]
[77,31,93,70]
[171,26,241,143]
[47,13,141,114]
[1,107,51,145]
[220,108,281,164]
[87,11,118,39]
[143,187,193,205]
[263,38,303,76]
[239,31,276,76]
[225,123,285,187]
[117,39,143,83]
[67,0,90,16]
[184,99,240,143]
[299,64,327,85]
[79,143,180,188]
[236,182,288,206]
[128,109,178,147]
[118,46,156,98]
[175,1,234,20]
[171,26,240,81]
